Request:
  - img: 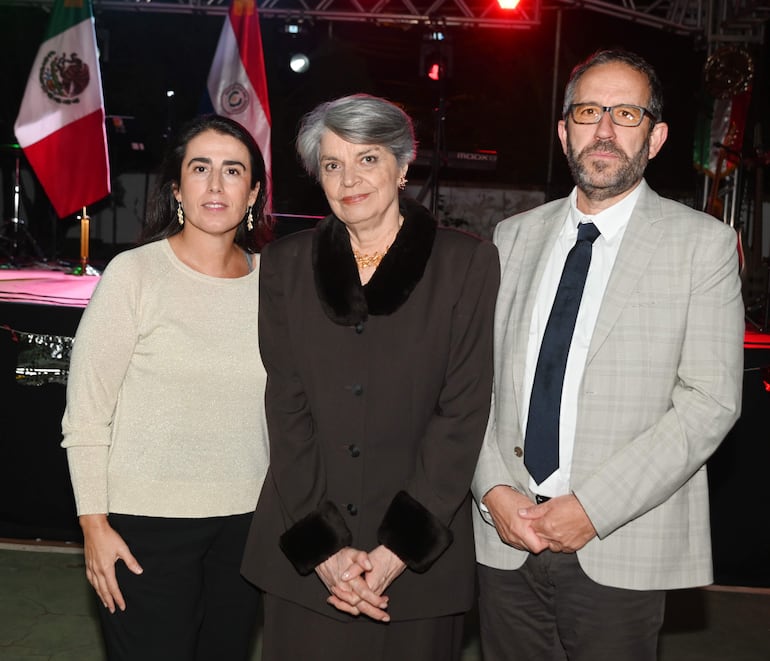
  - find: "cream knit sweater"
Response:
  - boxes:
[62,239,268,518]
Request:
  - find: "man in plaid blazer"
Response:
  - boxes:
[472,49,744,660]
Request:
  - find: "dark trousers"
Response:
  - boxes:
[98,512,260,661]
[262,592,465,661]
[477,553,666,661]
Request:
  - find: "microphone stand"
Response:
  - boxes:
[0,150,46,266]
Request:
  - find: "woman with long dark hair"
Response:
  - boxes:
[62,114,270,660]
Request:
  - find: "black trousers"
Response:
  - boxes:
[262,592,465,661]
[98,512,260,661]
[477,553,666,661]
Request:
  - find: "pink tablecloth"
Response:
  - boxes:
[0,268,99,308]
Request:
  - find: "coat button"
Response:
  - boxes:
[351,384,364,396]
[354,322,365,334]
[346,503,358,516]
[348,444,361,458]
[514,446,523,458]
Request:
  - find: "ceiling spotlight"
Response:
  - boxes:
[283,18,306,35]
[289,53,310,74]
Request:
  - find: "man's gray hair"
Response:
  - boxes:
[562,49,664,125]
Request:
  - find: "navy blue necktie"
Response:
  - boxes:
[524,221,601,485]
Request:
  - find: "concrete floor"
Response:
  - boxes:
[1,542,769,660]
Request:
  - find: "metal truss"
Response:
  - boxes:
[2,0,767,43]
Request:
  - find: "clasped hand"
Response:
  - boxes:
[315,545,406,622]
[483,487,597,554]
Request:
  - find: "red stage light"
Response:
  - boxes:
[419,33,452,82]
[498,0,521,7]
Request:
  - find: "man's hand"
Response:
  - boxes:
[518,494,597,552]
[80,514,143,613]
[482,485,549,553]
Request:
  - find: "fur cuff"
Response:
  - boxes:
[279,501,353,575]
[377,491,453,573]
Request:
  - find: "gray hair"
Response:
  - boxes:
[296,94,417,179]
[562,49,664,124]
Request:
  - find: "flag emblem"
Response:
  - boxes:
[39,50,90,104]
[221,83,250,115]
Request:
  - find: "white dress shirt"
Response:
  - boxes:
[522,184,642,497]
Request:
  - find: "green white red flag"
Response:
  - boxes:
[14,0,110,219]
[693,89,751,177]
[205,0,271,208]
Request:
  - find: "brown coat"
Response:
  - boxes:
[242,198,499,621]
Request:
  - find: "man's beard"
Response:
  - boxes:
[566,134,650,202]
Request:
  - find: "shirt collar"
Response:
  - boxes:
[567,181,644,243]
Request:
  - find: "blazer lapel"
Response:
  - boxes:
[587,182,664,362]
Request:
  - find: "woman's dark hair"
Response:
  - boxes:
[141,114,271,251]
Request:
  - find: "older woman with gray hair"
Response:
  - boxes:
[242,93,499,660]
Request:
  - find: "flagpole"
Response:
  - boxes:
[78,206,90,275]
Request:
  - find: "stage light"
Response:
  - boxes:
[283,19,311,74]
[166,90,174,98]
[498,0,522,8]
[419,32,452,82]
[289,53,310,74]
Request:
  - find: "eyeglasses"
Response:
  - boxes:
[567,103,657,127]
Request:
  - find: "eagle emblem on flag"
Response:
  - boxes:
[39,50,90,104]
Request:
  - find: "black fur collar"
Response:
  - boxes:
[312,197,437,326]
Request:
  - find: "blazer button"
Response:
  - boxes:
[514,446,523,458]
[354,322,365,334]
[348,444,361,458]
[351,384,364,396]
[346,503,358,516]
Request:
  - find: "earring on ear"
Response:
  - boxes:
[247,206,254,231]
[177,201,184,226]
[398,175,408,191]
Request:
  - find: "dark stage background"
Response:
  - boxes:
[1,5,768,231]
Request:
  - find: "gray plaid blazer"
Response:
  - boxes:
[472,180,744,590]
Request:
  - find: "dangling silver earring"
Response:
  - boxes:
[177,201,184,226]
[398,175,408,191]
[247,206,254,231]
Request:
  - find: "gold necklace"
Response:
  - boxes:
[352,216,403,270]
[353,247,389,269]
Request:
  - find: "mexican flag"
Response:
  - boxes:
[693,89,752,177]
[14,0,110,219]
[205,0,271,208]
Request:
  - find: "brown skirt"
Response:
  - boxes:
[261,592,465,661]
